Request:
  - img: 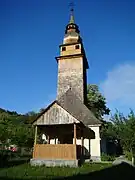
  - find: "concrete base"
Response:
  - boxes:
[91,156,101,162]
[30,159,78,167]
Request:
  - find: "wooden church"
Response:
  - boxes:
[30,8,102,167]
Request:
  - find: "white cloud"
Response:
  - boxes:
[100,63,135,113]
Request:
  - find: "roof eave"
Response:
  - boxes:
[32,100,57,125]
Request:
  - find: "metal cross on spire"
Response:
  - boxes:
[69,2,75,13]
[69,2,75,24]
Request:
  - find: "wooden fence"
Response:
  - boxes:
[33,144,77,160]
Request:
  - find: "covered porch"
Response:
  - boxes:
[30,101,96,167]
[31,123,95,166]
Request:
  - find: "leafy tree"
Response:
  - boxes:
[0,109,34,148]
[111,109,135,162]
[87,84,110,119]
[0,112,13,144]
[11,124,34,148]
[23,111,38,124]
[39,108,45,113]
[100,120,117,139]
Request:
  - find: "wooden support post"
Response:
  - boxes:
[47,135,50,144]
[81,129,84,156]
[81,136,84,155]
[34,125,37,145]
[74,123,76,145]
[74,123,77,159]
[89,139,91,160]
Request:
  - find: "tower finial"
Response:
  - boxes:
[69,2,75,24]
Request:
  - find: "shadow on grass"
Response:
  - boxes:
[0,162,135,180]
[62,162,135,180]
[0,158,30,169]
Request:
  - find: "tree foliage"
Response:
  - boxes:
[110,109,135,156]
[86,84,135,158]
[0,109,35,148]
[11,124,34,148]
[87,84,110,119]
[100,120,117,139]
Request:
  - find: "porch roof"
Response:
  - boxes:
[38,123,95,139]
[32,89,101,127]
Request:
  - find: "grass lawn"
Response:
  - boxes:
[0,162,112,180]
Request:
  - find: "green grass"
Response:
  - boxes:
[0,162,112,179]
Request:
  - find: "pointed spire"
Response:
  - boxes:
[64,2,80,35]
[69,8,75,24]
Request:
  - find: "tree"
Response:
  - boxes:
[87,84,110,119]
[39,108,45,113]
[111,109,135,163]
[100,120,117,139]
[0,112,13,144]
[11,124,34,148]
[23,111,38,124]
[0,109,35,148]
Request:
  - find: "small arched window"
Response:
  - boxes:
[62,47,66,51]
[75,45,80,49]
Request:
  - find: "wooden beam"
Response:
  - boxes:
[81,137,84,156]
[47,135,50,144]
[81,129,84,156]
[34,126,37,145]
[74,123,76,145]
[89,139,91,160]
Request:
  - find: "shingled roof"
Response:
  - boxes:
[57,88,101,126]
[32,88,101,126]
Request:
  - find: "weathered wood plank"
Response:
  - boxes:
[34,103,79,125]
[33,144,77,160]
[34,126,37,145]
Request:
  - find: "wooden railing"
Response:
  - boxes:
[33,144,77,160]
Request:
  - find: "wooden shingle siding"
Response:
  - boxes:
[34,103,79,125]
[33,144,77,160]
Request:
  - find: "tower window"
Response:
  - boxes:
[62,47,66,51]
[75,45,80,49]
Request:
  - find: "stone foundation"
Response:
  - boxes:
[91,156,101,162]
[30,159,78,167]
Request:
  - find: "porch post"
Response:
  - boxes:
[81,129,84,156]
[47,135,50,144]
[81,137,84,154]
[89,139,91,160]
[74,123,76,145]
[34,125,37,145]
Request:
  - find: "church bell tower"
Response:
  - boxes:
[55,8,89,104]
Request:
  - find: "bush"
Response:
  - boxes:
[101,153,115,161]
[124,151,132,161]
[0,149,18,165]
[0,150,10,166]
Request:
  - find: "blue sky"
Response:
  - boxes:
[0,0,135,116]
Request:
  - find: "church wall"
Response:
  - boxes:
[83,139,91,157]
[88,125,101,162]
[57,57,84,102]
[50,138,61,145]
[73,138,90,157]
[75,126,101,161]
[50,139,55,144]
[60,44,81,56]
